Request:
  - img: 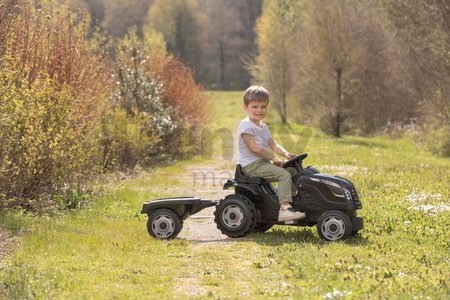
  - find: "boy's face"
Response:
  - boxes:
[243,99,268,123]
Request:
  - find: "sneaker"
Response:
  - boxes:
[278,204,305,222]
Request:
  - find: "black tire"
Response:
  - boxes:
[317,210,352,241]
[147,208,182,239]
[252,223,274,233]
[214,194,256,238]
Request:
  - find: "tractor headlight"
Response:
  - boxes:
[321,179,345,198]
[343,188,352,201]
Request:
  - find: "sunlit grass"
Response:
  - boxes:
[1,91,449,298]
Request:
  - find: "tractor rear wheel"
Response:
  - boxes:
[214,194,256,238]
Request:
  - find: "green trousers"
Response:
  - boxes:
[242,159,297,205]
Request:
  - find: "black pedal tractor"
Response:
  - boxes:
[142,153,363,241]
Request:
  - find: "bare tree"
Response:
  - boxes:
[251,0,304,124]
[197,0,244,89]
[382,0,450,117]
[382,0,450,155]
[297,0,362,136]
[147,0,202,74]
[101,0,153,37]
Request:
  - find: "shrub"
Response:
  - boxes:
[0,1,111,209]
[149,54,210,156]
[100,28,176,170]
[89,108,161,172]
[0,2,210,210]
[111,28,210,167]
[424,122,450,157]
[0,71,88,200]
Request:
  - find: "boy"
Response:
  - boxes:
[238,85,305,222]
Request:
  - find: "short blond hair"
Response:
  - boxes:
[243,85,270,105]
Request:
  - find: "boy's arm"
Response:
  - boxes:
[241,134,284,166]
[268,138,295,159]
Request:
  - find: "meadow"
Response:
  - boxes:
[0,91,449,299]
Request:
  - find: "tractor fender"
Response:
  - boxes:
[223,179,260,195]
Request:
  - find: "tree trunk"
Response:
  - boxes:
[281,90,287,124]
[219,41,225,89]
[334,67,343,137]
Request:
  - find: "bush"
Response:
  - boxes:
[110,28,210,167]
[0,71,88,200]
[424,122,450,157]
[90,108,161,171]
[0,1,110,209]
[149,54,210,156]
[102,28,177,170]
[0,2,210,210]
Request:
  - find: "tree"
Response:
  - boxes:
[286,0,420,136]
[102,0,154,37]
[300,0,365,137]
[251,0,305,124]
[346,2,420,133]
[196,0,262,89]
[147,0,202,73]
[197,0,243,89]
[382,0,450,155]
[103,28,174,169]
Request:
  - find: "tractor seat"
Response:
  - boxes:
[234,165,267,184]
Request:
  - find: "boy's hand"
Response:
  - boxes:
[286,153,296,159]
[272,157,285,167]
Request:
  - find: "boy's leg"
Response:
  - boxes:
[285,167,298,196]
[243,159,305,221]
[242,159,294,204]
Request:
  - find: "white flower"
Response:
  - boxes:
[324,289,352,299]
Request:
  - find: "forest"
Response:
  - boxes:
[0,0,449,207]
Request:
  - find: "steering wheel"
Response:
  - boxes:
[283,153,308,171]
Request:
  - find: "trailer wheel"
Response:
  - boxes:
[147,209,182,239]
[214,194,256,238]
[317,210,352,241]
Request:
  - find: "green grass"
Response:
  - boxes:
[1,91,449,299]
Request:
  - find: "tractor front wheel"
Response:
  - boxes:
[317,210,352,241]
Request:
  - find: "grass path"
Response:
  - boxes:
[1,91,449,298]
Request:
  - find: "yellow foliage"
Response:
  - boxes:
[0,65,89,199]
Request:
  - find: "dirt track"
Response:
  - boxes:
[172,166,235,243]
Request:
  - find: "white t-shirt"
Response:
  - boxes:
[237,117,271,167]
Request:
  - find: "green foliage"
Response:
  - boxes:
[53,188,90,210]
[108,28,179,169]
[424,121,450,157]
[253,0,449,146]
[0,0,112,209]
[0,2,209,209]
[118,26,167,58]
[0,67,87,200]
[115,42,169,122]
[93,108,159,171]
